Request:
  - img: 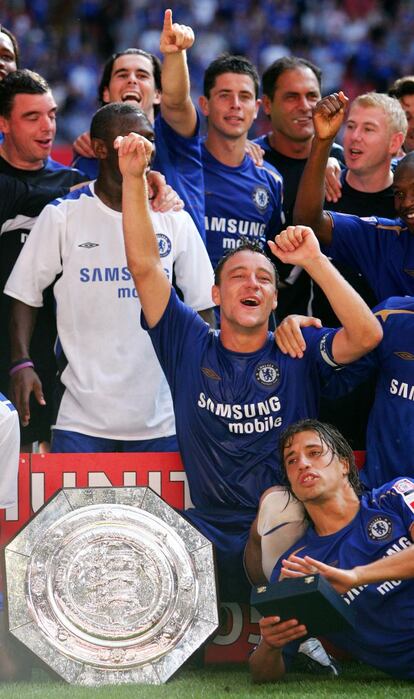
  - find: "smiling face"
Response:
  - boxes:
[102,54,160,122]
[0,91,57,169]
[344,103,400,176]
[212,249,277,333]
[262,67,321,146]
[0,32,17,80]
[283,430,348,504]
[199,72,260,140]
[393,159,414,233]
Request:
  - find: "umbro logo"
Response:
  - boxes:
[78,242,99,249]
[394,351,414,360]
[201,367,221,380]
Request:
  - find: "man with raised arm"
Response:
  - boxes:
[293,91,414,300]
[5,104,214,454]
[73,9,205,238]
[119,131,382,603]
[249,419,414,683]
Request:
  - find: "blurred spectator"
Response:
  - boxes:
[1,0,413,145]
[389,75,414,153]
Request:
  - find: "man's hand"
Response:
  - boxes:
[159,8,194,54]
[313,92,349,142]
[275,315,322,359]
[268,225,322,267]
[245,140,264,166]
[147,170,184,212]
[10,368,45,427]
[72,131,93,158]
[259,615,307,650]
[281,554,359,594]
[325,157,342,203]
[115,132,154,179]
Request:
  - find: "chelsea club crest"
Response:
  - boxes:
[367,516,393,541]
[157,234,172,258]
[252,186,270,212]
[255,362,280,387]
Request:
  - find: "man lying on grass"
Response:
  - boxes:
[249,419,414,682]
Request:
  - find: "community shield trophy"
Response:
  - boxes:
[5,487,219,686]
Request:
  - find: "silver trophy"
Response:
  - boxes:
[5,487,219,686]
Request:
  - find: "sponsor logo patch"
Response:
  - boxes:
[78,242,99,248]
[157,234,172,257]
[367,516,393,541]
[403,493,414,513]
[252,186,270,212]
[392,479,414,495]
[255,362,280,387]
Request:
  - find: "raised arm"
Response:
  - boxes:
[159,8,197,137]
[118,132,171,328]
[293,92,349,245]
[269,226,383,364]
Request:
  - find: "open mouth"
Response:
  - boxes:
[241,297,259,307]
[122,92,141,104]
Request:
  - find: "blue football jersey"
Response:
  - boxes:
[144,289,341,510]
[202,143,284,269]
[73,114,205,240]
[272,479,414,679]
[322,296,414,487]
[325,213,414,301]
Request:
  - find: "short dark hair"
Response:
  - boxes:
[90,102,153,141]
[389,75,414,100]
[394,150,414,177]
[0,69,49,118]
[279,419,362,496]
[262,56,322,100]
[214,240,279,288]
[203,53,260,99]
[98,48,162,105]
[0,25,19,67]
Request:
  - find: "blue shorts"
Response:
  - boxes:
[51,429,178,453]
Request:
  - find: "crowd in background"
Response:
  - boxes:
[2,0,414,142]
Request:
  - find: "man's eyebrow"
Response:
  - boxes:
[346,118,379,128]
[21,106,57,118]
[113,67,151,77]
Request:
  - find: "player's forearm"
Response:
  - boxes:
[9,300,38,362]
[293,137,333,245]
[249,639,286,683]
[353,545,414,587]
[122,173,160,278]
[161,52,196,137]
[304,254,382,360]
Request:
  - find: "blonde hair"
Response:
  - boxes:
[351,92,408,137]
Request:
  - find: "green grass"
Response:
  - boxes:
[0,662,412,699]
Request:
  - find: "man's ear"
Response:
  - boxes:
[261,94,272,117]
[92,137,108,160]
[211,283,220,306]
[389,130,405,157]
[0,116,10,134]
[340,458,350,478]
[198,95,209,117]
[102,87,110,105]
[272,290,278,311]
[153,89,161,106]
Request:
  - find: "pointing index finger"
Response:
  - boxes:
[163,8,173,32]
